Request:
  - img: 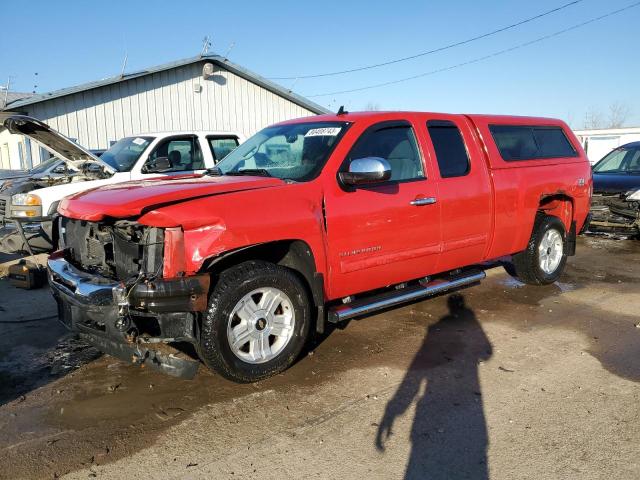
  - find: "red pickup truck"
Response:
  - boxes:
[48,111,591,382]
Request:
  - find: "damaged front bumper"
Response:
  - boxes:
[589,194,640,234]
[47,252,210,379]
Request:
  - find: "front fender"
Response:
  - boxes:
[138,183,329,279]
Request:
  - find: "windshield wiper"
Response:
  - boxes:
[225,168,272,177]
[205,166,223,176]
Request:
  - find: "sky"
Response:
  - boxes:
[1,0,639,128]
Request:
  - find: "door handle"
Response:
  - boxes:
[410,197,437,206]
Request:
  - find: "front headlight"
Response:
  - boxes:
[626,189,640,201]
[10,193,43,218]
[12,193,42,206]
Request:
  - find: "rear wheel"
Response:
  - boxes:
[505,214,567,285]
[198,261,310,383]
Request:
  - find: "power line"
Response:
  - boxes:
[306,1,640,98]
[270,0,585,80]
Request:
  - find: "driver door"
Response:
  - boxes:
[324,120,442,299]
[136,135,206,179]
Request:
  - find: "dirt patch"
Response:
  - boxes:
[0,236,639,479]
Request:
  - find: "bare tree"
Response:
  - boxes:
[364,102,381,111]
[582,102,632,129]
[583,106,605,129]
[607,102,631,129]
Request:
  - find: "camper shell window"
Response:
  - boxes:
[489,125,577,161]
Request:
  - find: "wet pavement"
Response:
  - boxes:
[0,237,639,479]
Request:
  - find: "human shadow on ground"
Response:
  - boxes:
[376,294,492,480]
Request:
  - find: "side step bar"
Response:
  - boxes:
[328,270,486,323]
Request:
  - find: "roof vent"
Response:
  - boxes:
[202,63,215,79]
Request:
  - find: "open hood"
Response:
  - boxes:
[3,115,116,175]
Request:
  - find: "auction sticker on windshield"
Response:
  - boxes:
[132,137,147,146]
[305,127,342,137]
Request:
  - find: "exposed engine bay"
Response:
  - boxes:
[59,217,164,282]
[1,174,76,196]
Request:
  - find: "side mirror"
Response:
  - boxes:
[339,157,392,186]
[52,165,67,174]
[144,156,172,173]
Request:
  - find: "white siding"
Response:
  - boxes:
[25,62,317,163]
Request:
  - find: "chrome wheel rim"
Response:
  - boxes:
[538,228,563,274]
[227,287,295,364]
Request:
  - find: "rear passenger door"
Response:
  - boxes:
[325,119,442,298]
[421,116,492,271]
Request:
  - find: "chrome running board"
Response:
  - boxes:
[328,270,486,323]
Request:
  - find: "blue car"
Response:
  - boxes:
[590,141,640,234]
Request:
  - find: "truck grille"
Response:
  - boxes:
[60,217,164,281]
[0,198,6,220]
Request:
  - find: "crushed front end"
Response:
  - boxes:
[589,193,640,235]
[48,217,210,378]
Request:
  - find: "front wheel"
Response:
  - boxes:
[505,214,567,285]
[198,261,310,383]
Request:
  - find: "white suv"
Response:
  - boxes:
[0,115,243,253]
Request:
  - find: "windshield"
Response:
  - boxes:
[215,122,349,181]
[593,146,640,174]
[100,136,154,172]
[29,156,61,174]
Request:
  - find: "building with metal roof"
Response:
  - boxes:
[0,54,329,169]
[573,127,640,164]
[1,91,33,110]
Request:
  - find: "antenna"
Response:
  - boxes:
[337,105,348,116]
[120,52,128,78]
[2,76,14,109]
[201,36,212,56]
[288,77,300,92]
[223,41,236,60]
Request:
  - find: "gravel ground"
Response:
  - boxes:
[0,236,639,480]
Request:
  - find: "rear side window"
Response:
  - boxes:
[427,120,470,178]
[490,125,577,161]
[208,136,239,162]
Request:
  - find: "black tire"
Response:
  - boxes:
[198,260,310,383]
[505,214,568,285]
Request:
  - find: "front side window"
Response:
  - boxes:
[347,124,423,182]
[208,136,240,162]
[216,122,349,181]
[490,125,577,161]
[146,136,204,172]
[593,146,640,174]
[100,136,154,172]
[427,120,470,178]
